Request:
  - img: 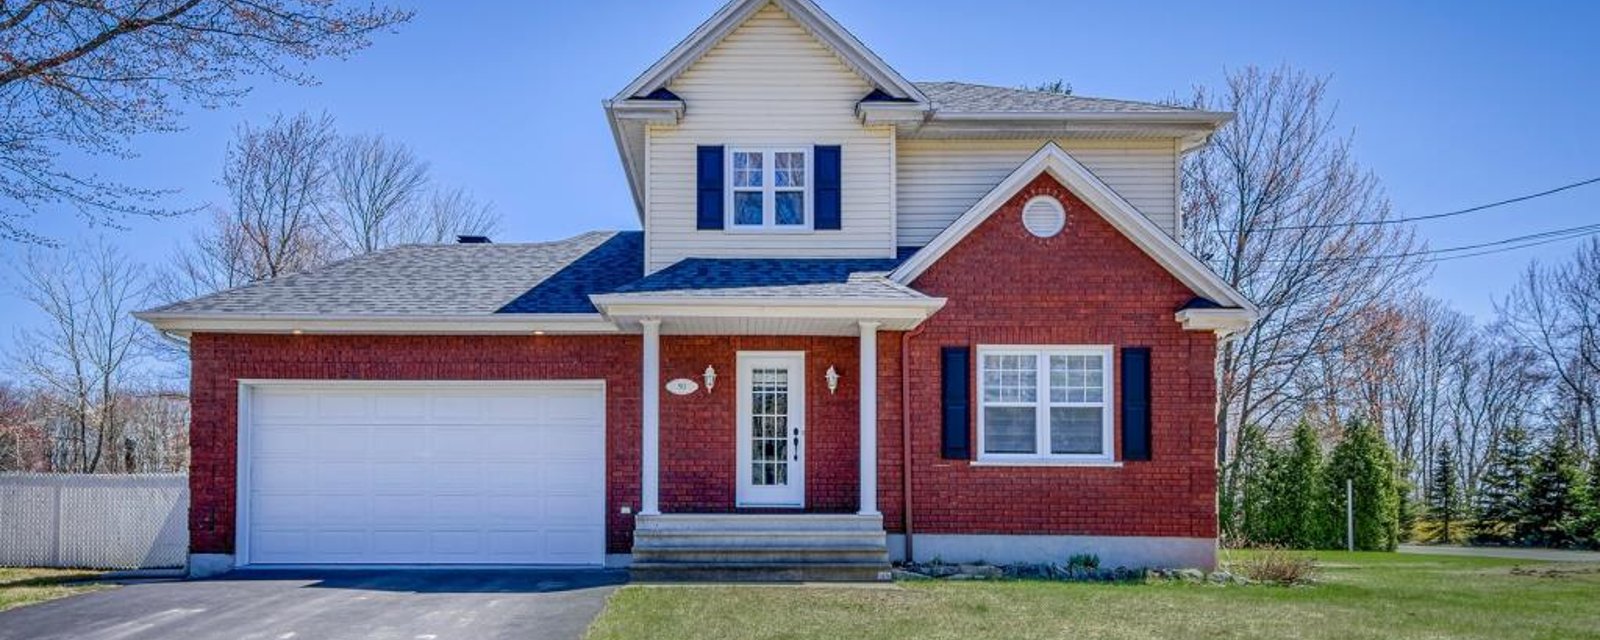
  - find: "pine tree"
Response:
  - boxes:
[1234,423,1278,545]
[1327,419,1401,551]
[1395,472,1420,543]
[1473,425,1533,544]
[1580,453,1600,548]
[1426,442,1462,543]
[1520,437,1585,548]
[1281,421,1333,549]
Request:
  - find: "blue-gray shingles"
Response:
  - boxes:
[603,253,923,300]
[498,231,643,314]
[144,232,930,317]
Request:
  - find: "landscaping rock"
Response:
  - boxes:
[958,564,1003,579]
[1177,568,1206,583]
[892,569,932,581]
[923,564,961,578]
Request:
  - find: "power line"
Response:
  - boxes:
[1424,228,1600,264]
[1223,175,1600,233]
[1259,220,1600,264]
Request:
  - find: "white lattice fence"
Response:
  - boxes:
[0,473,188,569]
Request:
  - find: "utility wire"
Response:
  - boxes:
[1223,175,1600,233]
[1424,228,1600,264]
[1258,220,1600,264]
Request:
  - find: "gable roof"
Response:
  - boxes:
[613,0,928,103]
[917,82,1201,115]
[890,142,1257,314]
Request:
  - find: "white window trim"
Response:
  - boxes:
[975,345,1116,464]
[725,146,814,233]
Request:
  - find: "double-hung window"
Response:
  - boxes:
[729,148,810,230]
[977,346,1114,462]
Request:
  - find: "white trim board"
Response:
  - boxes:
[133,312,621,337]
[889,142,1258,318]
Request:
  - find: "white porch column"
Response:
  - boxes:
[641,318,662,516]
[858,321,881,516]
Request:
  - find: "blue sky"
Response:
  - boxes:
[5,0,1598,333]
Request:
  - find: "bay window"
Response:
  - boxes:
[977,345,1115,462]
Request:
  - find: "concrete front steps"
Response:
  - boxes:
[629,513,890,582]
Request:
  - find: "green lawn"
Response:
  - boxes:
[0,568,109,612]
[586,551,1600,640]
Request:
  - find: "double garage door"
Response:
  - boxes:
[241,382,606,566]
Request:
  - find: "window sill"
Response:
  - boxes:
[969,459,1124,468]
[722,226,815,235]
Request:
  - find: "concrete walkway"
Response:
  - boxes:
[1399,544,1600,563]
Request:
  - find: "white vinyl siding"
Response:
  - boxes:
[896,138,1182,246]
[645,2,895,272]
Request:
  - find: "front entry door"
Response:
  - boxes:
[737,352,806,507]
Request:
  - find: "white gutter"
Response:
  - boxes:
[930,111,1234,125]
[133,312,622,336]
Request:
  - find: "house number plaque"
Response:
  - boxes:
[665,379,700,395]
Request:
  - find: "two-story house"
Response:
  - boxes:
[139,0,1256,580]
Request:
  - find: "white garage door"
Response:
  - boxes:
[242,382,606,566]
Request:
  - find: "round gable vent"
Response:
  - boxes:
[1022,195,1066,238]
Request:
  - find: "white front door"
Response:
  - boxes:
[736,352,805,507]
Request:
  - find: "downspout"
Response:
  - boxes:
[899,323,928,563]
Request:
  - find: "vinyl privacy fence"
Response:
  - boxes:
[0,473,188,569]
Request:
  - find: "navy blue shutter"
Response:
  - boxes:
[696,146,724,230]
[1121,348,1152,461]
[941,346,972,459]
[814,145,842,230]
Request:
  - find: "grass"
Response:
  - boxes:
[585,551,1600,640]
[0,568,109,612]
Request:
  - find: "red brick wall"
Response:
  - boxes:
[187,334,641,554]
[185,172,1220,558]
[881,173,1220,540]
[658,336,860,514]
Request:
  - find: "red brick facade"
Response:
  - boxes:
[884,173,1219,540]
[186,334,642,554]
[658,336,861,514]
[184,174,1219,560]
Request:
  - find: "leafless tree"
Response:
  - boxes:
[1502,238,1600,453]
[1181,66,1426,481]
[413,186,501,244]
[327,134,430,254]
[0,382,49,471]
[8,241,149,472]
[223,111,341,279]
[0,0,411,245]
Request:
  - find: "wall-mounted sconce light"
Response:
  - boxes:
[703,365,717,393]
[825,365,840,394]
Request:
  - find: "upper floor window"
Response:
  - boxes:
[977,345,1114,462]
[729,148,810,230]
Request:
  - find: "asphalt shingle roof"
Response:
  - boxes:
[603,255,924,300]
[145,231,638,316]
[145,232,932,316]
[916,81,1192,114]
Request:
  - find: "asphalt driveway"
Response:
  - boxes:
[0,568,626,640]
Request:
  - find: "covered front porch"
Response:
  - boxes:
[591,275,944,580]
